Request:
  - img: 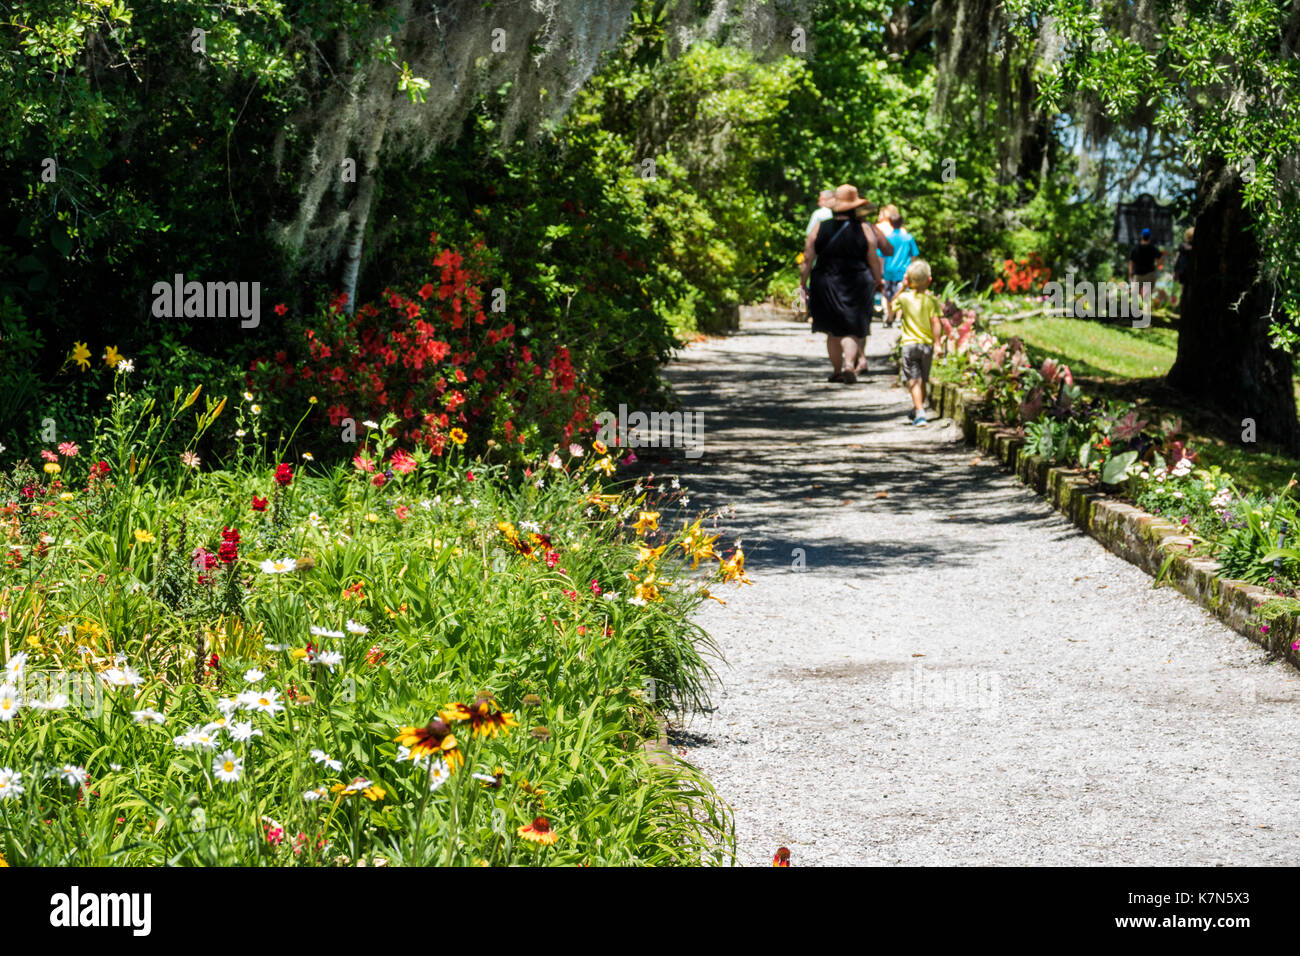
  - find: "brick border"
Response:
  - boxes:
[934,380,1300,670]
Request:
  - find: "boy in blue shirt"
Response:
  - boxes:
[879,211,919,327]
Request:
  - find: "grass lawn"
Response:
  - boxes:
[998,315,1178,380]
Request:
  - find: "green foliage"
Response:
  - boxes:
[0,380,742,865]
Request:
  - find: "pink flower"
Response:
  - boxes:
[40,450,58,463]
[390,449,416,475]
[590,579,602,595]
[352,455,376,473]
[394,505,411,520]
[621,452,637,466]
[57,442,80,457]
[545,551,559,569]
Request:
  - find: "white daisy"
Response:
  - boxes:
[0,768,24,799]
[302,452,314,461]
[342,777,373,794]
[362,420,379,429]
[235,429,247,438]
[172,726,203,749]
[242,391,254,401]
[671,477,680,490]
[101,666,144,688]
[303,786,327,802]
[627,596,648,607]
[132,708,166,725]
[117,359,134,373]
[30,694,69,711]
[519,520,541,533]
[212,750,243,783]
[242,688,284,715]
[428,760,452,791]
[313,650,343,671]
[243,668,264,683]
[55,765,89,787]
[5,652,27,680]
[202,717,230,736]
[228,721,262,743]
[110,763,123,771]
[264,643,290,652]
[0,684,21,721]
[216,697,239,717]
[260,558,297,574]
[602,591,619,601]
[345,620,369,635]
[310,749,343,772]
[310,626,344,638]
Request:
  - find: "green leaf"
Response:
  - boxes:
[1101,450,1139,485]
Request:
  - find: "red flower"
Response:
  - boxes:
[372,474,387,487]
[274,303,288,316]
[218,526,240,564]
[274,463,293,486]
[251,495,268,512]
[418,283,434,300]
[465,470,475,482]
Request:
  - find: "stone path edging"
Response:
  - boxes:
[934,379,1300,670]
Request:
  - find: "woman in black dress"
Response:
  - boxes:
[799,184,884,383]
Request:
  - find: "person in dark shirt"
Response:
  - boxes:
[1129,228,1164,281]
[1128,227,1164,311]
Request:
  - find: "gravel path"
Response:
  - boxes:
[665,305,1300,867]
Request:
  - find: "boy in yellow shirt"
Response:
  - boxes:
[892,259,943,426]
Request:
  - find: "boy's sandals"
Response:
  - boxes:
[827,371,845,383]
[839,370,857,385]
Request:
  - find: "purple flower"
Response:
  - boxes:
[1260,625,1269,634]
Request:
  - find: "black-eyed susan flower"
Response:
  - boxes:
[517,816,558,846]
[395,719,463,771]
[592,439,607,455]
[522,693,542,708]
[529,726,552,742]
[449,428,468,446]
[441,695,518,738]
[773,846,791,867]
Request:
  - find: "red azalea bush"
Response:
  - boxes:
[250,236,594,460]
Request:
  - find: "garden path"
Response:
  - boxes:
[665,305,1300,867]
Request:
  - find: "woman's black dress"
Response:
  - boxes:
[809,215,874,338]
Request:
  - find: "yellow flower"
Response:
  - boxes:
[719,546,752,585]
[104,345,124,368]
[181,384,202,409]
[635,543,666,568]
[43,463,61,475]
[70,342,92,371]
[592,439,607,455]
[449,428,468,446]
[290,648,309,660]
[365,513,379,523]
[632,511,660,535]
[308,395,318,405]
[680,518,721,568]
[362,784,386,801]
[594,456,615,476]
[627,569,669,603]
[59,492,74,501]
[796,251,806,264]
[133,529,154,544]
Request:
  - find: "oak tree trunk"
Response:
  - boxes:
[1166,162,1299,452]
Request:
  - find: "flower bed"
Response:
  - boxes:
[0,370,746,866]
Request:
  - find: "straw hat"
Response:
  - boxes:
[830,184,869,212]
